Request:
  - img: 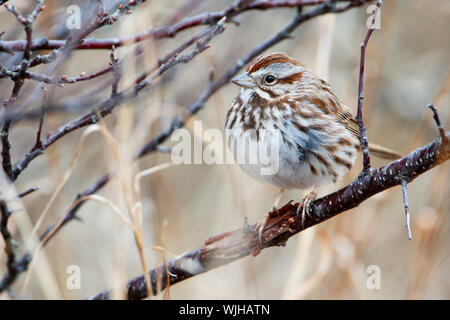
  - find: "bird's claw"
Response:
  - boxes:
[255,214,269,247]
[296,187,318,228]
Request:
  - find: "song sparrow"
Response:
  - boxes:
[225,53,399,238]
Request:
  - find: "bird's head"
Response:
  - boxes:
[231,53,313,100]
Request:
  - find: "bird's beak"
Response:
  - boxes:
[231,73,256,88]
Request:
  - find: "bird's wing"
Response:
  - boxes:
[339,105,401,160]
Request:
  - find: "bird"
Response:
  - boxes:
[225,52,400,241]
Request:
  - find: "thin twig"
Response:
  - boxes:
[33,84,46,150]
[0,0,335,53]
[17,187,39,199]
[428,103,448,143]
[356,0,382,172]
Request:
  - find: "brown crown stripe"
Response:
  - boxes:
[246,53,299,74]
[278,71,303,84]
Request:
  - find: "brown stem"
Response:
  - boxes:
[356,0,382,173]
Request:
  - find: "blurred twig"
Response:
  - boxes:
[0,1,337,53]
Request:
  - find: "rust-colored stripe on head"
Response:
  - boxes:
[278,71,303,84]
[246,53,299,74]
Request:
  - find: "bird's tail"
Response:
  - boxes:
[368,142,402,160]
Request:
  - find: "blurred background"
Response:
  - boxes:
[0,0,449,299]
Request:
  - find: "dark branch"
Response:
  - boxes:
[0,200,32,293]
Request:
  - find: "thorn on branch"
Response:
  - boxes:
[18,186,39,199]
[33,84,46,150]
[156,145,172,153]
[110,45,121,97]
[428,104,448,144]
[401,179,412,240]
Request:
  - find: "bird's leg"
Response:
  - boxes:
[296,186,318,229]
[256,188,284,245]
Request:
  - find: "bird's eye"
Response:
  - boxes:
[264,74,276,85]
